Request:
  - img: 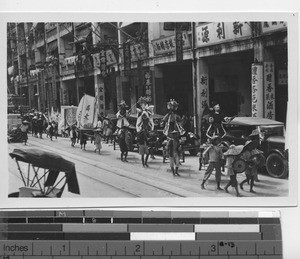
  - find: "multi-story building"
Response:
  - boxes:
[7,22,287,136]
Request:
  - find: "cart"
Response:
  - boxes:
[9,148,80,198]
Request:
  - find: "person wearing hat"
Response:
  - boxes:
[239,140,263,193]
[223,145,244,197]
[200,135,224,190]
[94,128,103,154]
[20,120,30,145]
[161,99,185,137]
[116,100,130,129]
[165,129,181,176]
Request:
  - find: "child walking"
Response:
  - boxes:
[70,125,77,147]
[94,129,102,154]
[200,135,224,190]
[166,130,181,176]
[137,130,150,167]
[223,145,244,197]
[239,140,263,193]
[20,120,30,145]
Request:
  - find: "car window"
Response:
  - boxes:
[259,125,284,137]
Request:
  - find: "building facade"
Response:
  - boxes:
[7,22,287,136]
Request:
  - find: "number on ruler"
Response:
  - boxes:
[211,244,216,252]
[135,244,141,253]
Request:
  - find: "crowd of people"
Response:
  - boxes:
[15,100,266,197]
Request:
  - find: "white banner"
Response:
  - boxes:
[76,94,98,129]
[106,49,117,66]
[196,22,252,47]
[264,62,276,120]
[261,21,287,33]
[251,63,264,118]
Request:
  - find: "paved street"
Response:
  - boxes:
[8,135,288,198]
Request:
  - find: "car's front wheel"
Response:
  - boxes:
[266,153,288,178]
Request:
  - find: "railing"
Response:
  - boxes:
[46,28,58,39]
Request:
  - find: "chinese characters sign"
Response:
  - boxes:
[196,22,252,47]
[144,70,153,103]
[278,69,287,85]
[106,49,117,66]
[131,43,148,62]
[264,62,275,120]
[199,73,209,116]
[96,83,105,116]
[251,63,263,118]
[261,21,287,33]
[99,48,107,77]
[175,24,183,62]
[123,42,131,76]
[152,32,191,56]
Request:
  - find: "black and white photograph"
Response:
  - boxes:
[2,13,297,207]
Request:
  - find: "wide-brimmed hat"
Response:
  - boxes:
[224,145,244,156]
[118,100,128,108]
[22,120,30,124]
[249,129,260,137]
[138,96,148,105]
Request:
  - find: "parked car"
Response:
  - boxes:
[222,117,288,178]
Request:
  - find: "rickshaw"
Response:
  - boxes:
[9,149,80,198]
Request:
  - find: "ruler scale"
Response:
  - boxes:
[0,210,282,258]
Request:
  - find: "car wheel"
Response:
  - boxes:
[266,153,288,178]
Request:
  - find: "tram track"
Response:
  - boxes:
[9,139,185,198]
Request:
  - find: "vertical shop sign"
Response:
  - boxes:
[199,73,209,116]
[123,42,131,76]
[106,49,117,66]
[278,69,287,85]
[264,62,276,120]
[98,83,105,115]
[144,70,153,103]
[99,48,107,77]
[175,23,183,61]
[251,63,263,118]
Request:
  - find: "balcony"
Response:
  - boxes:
[36,33,45,48]
[59,23,73,37]
[46,27,58,42]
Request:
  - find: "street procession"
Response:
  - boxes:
[7,22,289,198]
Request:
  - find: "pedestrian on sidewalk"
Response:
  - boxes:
[223,144,244,197]
[239,140,263,193]
[20,120,30,145]
[70,125,77,147]
[165,130,181,176]
[137,129,150,167]
[200,135,224,190]
[94,129,102,154]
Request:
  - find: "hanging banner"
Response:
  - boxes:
[123,42,131,76]
[99,48,107,77]
[106,49,117,66]
[96,83,105,116]
[251,63,263,118]
[196,22,252,47]
[199,73,209,117]
[144,70,153,103]
[76,94,98,129]
[52,67,57,107]
[92,53,101,68]
[175,23,183,62]
[264,62,276,120]
[130,43,148,62]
